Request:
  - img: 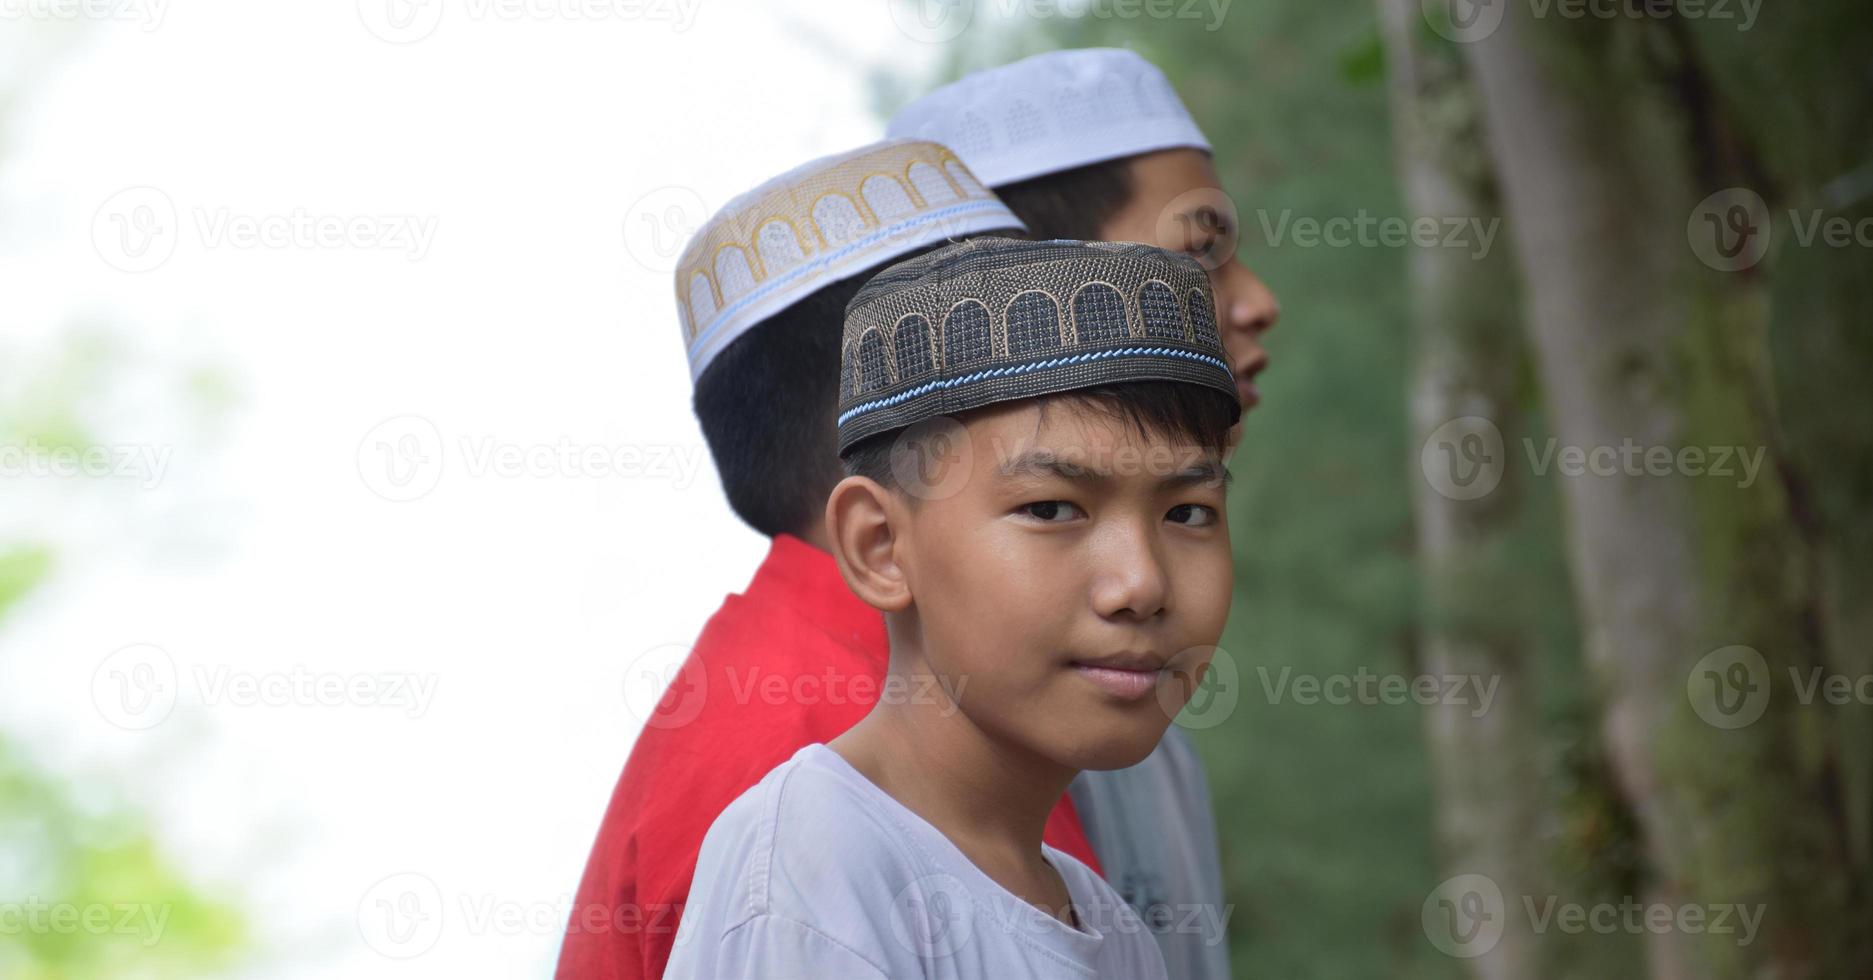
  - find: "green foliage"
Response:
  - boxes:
[0,741,247,980]
[0,338,249,977]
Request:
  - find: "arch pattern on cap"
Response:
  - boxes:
[893,314,934,384]
[1139,280,1187,341]
[856,328,889,395]
[714,246,755,304]
[940,299,995,374]
[673,140,1026,381]
[838,240,1235,441]
[1070,281,1130,343]
[1188,287,1220,350]
[1006,290,1064,357]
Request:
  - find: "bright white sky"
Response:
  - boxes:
[0,2,963,976]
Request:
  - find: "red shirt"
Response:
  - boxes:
[558,533,1101,980]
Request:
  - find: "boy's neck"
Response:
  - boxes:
[828,658,1079,872]
[792,520,833,555]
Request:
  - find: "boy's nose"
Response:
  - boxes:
[1089,528,1170,621]
[1220,260,1280,339]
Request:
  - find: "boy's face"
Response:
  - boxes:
[1094,147,1280,421]
[895,397,1233,771]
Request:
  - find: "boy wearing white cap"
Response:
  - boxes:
[559,141,1106,980]
[889,48,1273,980]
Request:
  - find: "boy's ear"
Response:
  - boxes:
[825,475,913,613]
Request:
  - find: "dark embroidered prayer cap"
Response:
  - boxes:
[835,237,1239,454]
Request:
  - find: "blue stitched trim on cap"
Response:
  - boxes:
[686,199,1019,361]
[836,345,1231,427]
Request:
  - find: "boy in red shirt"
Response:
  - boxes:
[557,139,1101,980]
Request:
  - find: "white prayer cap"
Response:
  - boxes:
[675,139,1023,382]
[886,48,1212,188]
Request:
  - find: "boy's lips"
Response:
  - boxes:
[1235,358,1267,410]
[1069,652,1167,700]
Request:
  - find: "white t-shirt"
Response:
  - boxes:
[666,743,1169,980]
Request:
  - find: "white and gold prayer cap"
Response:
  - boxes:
[886,48,1211,188]
[675,139,1025,382]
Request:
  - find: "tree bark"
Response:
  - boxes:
[1459,4,1864,978]
[1378,3,1555,977]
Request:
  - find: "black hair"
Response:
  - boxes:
[692,274,859,539]
[840,380,1237,495]
[993,156,1137,241]
[693,239,1011,539]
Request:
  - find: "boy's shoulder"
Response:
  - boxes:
[674,745,948,975]
[689,744,945,922]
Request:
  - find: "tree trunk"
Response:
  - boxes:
[1459,5,1864,978]
[1377,2,1554,977]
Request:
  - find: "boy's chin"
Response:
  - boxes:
[1049,723,1174,772]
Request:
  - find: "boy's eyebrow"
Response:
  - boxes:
[994,450,1233,490]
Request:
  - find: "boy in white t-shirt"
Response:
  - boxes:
[666,237,1240,979]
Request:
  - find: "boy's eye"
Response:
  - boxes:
[1021,501,1084,523]
[1167,503,1219,527]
